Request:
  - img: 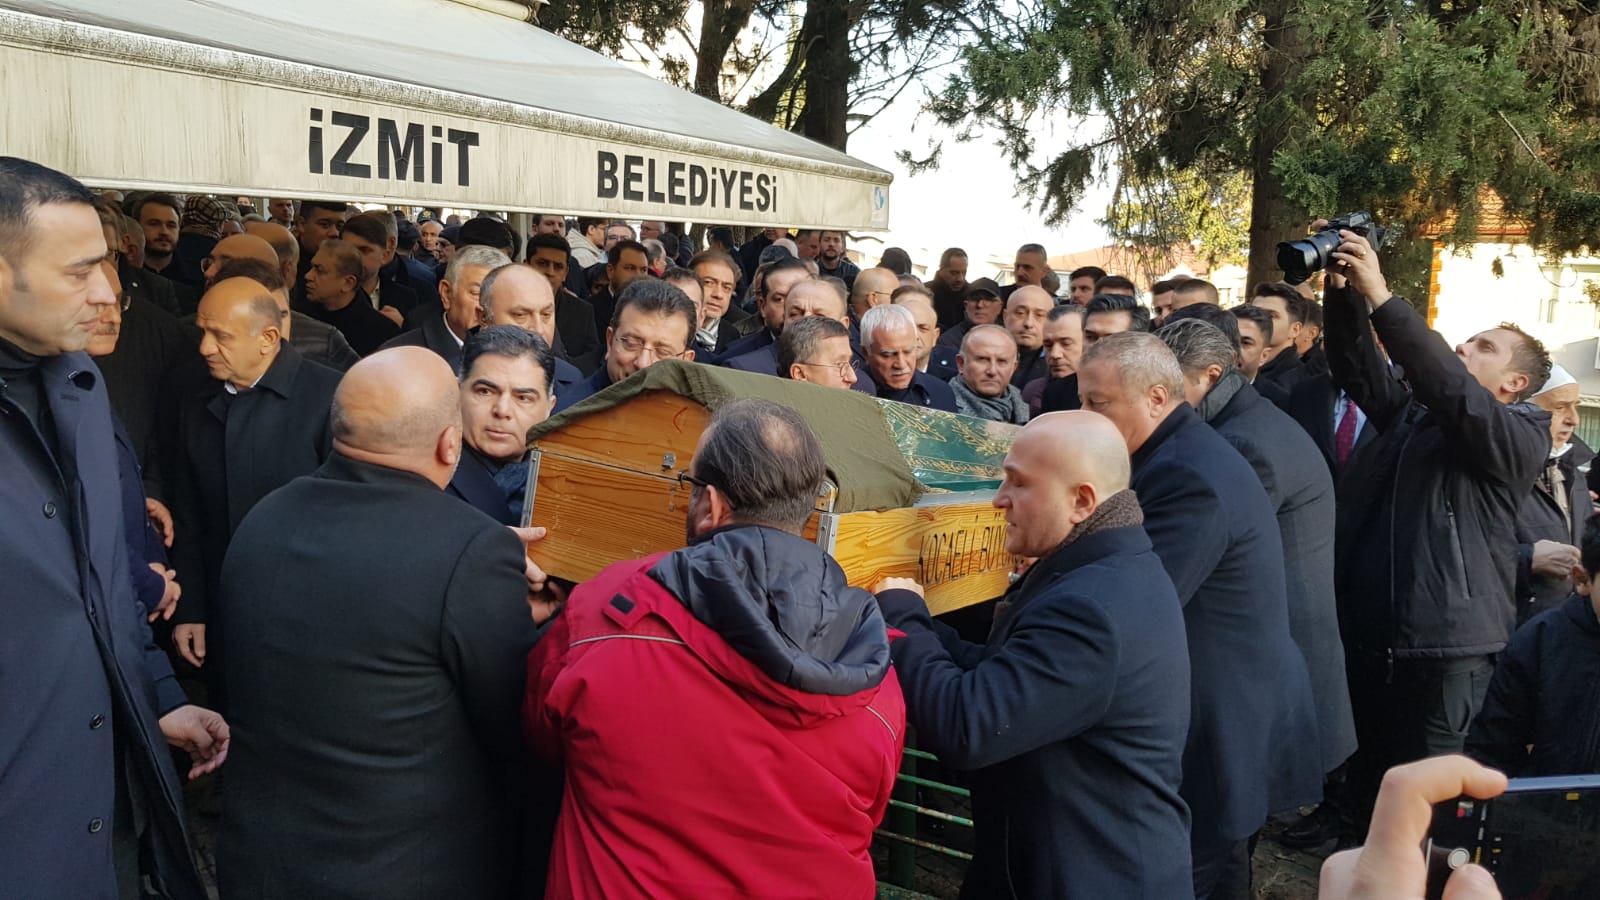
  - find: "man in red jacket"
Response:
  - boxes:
[524,399,905,899]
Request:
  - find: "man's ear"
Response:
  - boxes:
[1504,370,1531,400]
[1148,382,1170,413]
[1067,480,1099,526]
[789,364,808,382]
[439,425,461,467]
[1573,564,1592,596]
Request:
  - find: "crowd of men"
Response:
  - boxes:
[3,152,1592,900]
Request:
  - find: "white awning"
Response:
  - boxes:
[0,0,893,230]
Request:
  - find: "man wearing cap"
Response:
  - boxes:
[938,277,1005,351]
[1514,364,1594,622]
[170,195,237,288]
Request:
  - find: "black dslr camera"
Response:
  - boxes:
[1277,212,1386,285]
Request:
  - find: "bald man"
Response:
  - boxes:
[169,277,341,676]
[848,266,899,321]
[873,411,1192,899]
[244,220,299,287]
[216,347,542,900]
[475,263,584,400]
[1003,285,1054,388]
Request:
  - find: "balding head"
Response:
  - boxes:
[203,233,278,288]
[1005,285,1055,352]
[331,347,463,488]
[996,410,1132,557]
[244,220,299,282]
[850,266,900,317]
[479,264,557,346]
[785,278,848,325]
[196,277,284,389]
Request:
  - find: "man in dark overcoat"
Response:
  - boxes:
[1077,331,1323,900]
[1157,319,1358,777]
[0,156,224,900]
[217,347,543,900]
[876,411,1193,899]
[167,277,341,676]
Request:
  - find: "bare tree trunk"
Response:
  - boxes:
[793,0,855,150]
[694,1,760,102]
[1246,0,1309,293]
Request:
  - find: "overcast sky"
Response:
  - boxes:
[847,93,1115,278]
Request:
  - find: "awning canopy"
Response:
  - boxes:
[0,0,893,230]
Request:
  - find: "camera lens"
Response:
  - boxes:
[1277,229,1345,285]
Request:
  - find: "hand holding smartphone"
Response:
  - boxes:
[1426,774,1600,900]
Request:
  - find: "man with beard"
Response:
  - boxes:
[524,233,601,372]
[924,247,969,328]
[815,230,860,292]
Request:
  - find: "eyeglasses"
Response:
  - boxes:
[966,295,1001,305]
[614,333,685,359]
[798,360,854,380]
[677,471,712,491]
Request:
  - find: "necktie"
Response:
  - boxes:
[1335,399,1359,469]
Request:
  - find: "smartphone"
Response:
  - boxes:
[1425,774,1600,899]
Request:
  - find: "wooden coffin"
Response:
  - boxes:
[521,361,1019,615]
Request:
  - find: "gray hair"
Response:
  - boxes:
[777,316,850,377]
[1080,331,1184,397]
[444,244,510,286]
[859,303,917,350]
[693,398,826,533]
[643,238,667,264]
[1155,319,1236,376]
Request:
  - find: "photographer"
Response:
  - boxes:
[1323,226,1551,823]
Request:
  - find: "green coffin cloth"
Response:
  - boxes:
[526,360,926,513]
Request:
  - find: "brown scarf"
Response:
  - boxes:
[990,489,1145,638]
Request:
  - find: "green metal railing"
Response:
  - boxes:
[874,746,973,900]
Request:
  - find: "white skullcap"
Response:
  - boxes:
[1534,364,1577,396]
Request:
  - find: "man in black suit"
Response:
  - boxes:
[715,257,810,367]
[1287,372,1378,483]
[525,232,601,372]
[168,277,341,676]
[874,411,1193,899]
[300,239,401,356]
[1024,305,1083,416]
[1078,332,1322,899]
[449,326,558,524]
[383,244,510,372]
[217,347,543,900]
[691,249,753,358]
[1158,318,1358,819]
[478,263,586,400]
